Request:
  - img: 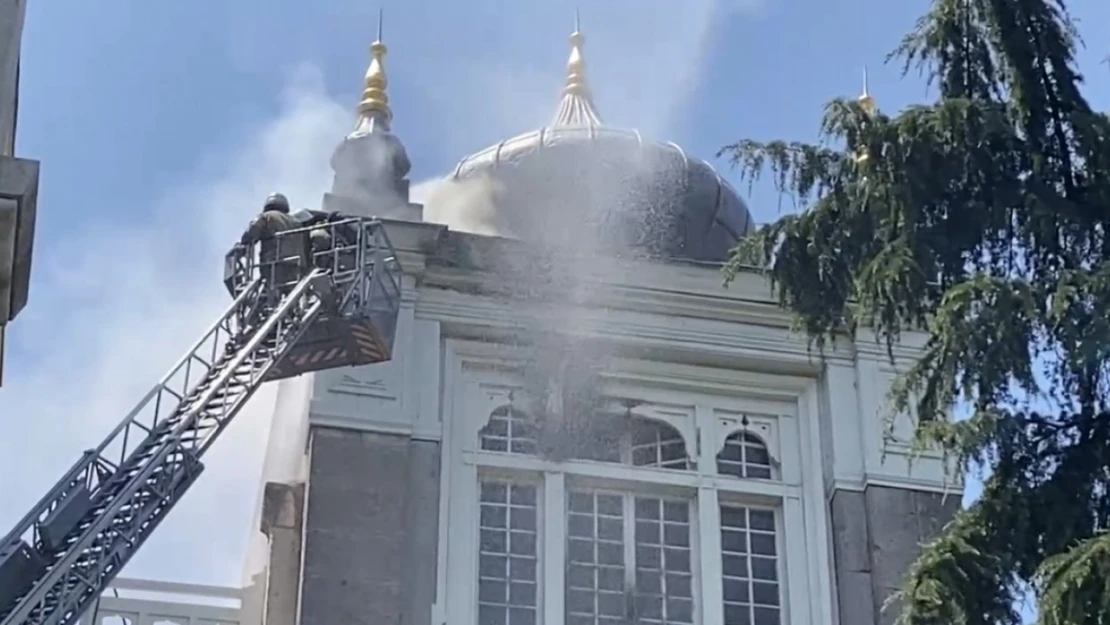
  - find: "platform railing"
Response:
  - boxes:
[77,578,240,625]
[223,217,400,310]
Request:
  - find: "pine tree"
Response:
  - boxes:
[718,0,1110,622]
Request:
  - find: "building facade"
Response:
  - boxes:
[85,22,963,625]
[0,0,39,387]
[237,24,962,625]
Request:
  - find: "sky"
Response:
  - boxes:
[1,0,1108,599]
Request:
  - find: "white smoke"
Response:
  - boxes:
[0,0,766,588]
[414,175,507,236]
[0,65,350,586]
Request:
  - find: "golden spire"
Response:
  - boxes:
[855,67,877,165]
[857,67,877,116]
[552,8,603,127]
[563,9,588,98]
[356,10,391,129]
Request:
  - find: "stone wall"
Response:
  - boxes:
[298,427,440,625]
[830,485,961,625]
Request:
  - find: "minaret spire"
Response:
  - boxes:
[855,67,877,165]
[355,9,392,133]
[552,9,603,127]
[857,66,877,116]
[328,9,415,219]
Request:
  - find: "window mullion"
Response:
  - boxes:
[696,487,723,625]
[622,495,636,589]
[542,471,566,625]
[781,496,812,625]
[693,405,716,477]
[450,464,479,625]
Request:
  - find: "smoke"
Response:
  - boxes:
[415,142,700,455]
[415,175,506,236]
[0,65,349,586]
[2,0,765,590]
[329,125,415,217]
[413,116,716,459]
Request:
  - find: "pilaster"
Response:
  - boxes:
[824,340,962,624]
[828,486,960,625]
[308,271,442,440]
[259,482,304,625]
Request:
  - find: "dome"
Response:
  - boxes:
[447,28,756,263]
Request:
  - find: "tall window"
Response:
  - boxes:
[565,491,695,625]
[478,480,540,625]
[467,402,786,625]
[720,505,780,625]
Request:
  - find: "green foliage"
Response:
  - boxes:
[719,0,1110,622]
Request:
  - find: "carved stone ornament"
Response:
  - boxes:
[329,372,397,400]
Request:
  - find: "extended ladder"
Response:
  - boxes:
[0,216,401,625]
[0,268,327,625]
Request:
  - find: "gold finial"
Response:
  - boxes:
[857,67,876,116]
[356,9,391,125]
[855,67,877,165]
[563,8,589,98]
[552,8,603,126]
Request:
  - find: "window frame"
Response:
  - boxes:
[476,473,546,625]
[436,340,833,625]
[562,485,701,625]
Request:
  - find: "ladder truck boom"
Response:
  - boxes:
[0,217,402,625]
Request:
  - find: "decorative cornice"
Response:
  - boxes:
[378,221,931,369]
[416,287,841,374]
[829,474,964,496]
[445,338,806,420]
[308,409,442,442]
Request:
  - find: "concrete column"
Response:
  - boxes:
[260,482,305,625]
[298,427,440,625]
[829,485,960,625]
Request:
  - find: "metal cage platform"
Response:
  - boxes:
[223,216,402,381]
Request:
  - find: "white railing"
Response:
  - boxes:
[76,578,241,625]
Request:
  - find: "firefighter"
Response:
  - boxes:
[241,192,309,301]
[291,208,336,269]
[309,227,333,268]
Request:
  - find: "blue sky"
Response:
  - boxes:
[2,0,1107,596]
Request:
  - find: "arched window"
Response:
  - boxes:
[480,406,538,455]
[630,418,689,469]
[716,431,773,479]
[561,414,691,471]
[461,389,792,625]
[477,404,691,471]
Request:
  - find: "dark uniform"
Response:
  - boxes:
[290,209,363,274]
[291,209,336,268]
[241,193,308,302]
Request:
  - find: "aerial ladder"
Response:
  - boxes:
[0,216,402,625]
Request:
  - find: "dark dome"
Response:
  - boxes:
[450,125,756,262]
